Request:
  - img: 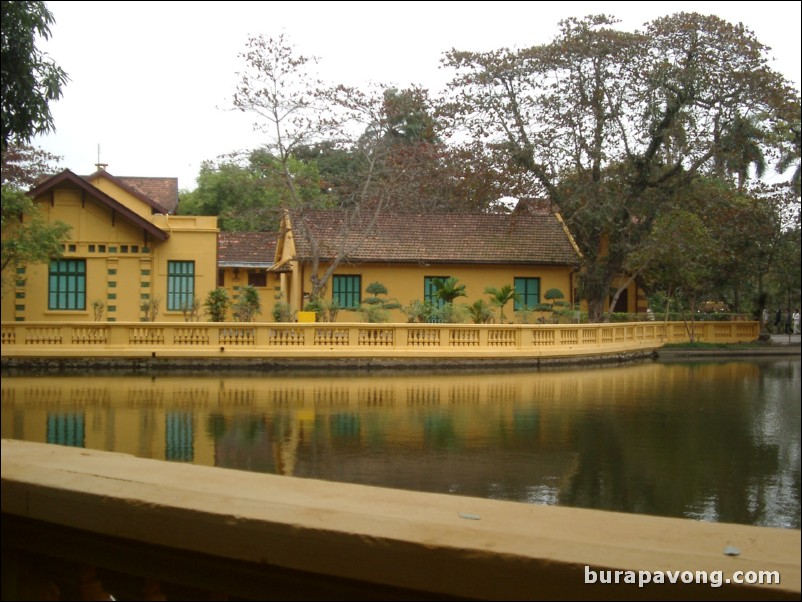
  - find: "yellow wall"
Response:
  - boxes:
[1,182,218,323]
[285,261,577,323]
[217,266,283,321]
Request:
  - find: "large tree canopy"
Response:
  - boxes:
[1,0,68,151]
[442,13,800,320]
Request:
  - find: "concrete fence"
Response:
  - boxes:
[1,321,760,362]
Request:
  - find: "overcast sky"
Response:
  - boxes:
[32,1,802,191]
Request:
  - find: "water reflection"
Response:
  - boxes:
[2,359,799,529]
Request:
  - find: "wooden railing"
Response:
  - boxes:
[1,321,759,361]
[3,440,799,601]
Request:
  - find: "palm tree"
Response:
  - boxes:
[484,284,521,324]
[776,124,801,196]
[718,114,767,191]
[467,299,494,324]
[431,276,467,305]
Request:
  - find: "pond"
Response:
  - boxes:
[2,357,799,529]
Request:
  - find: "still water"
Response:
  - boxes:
[2,358,800,529]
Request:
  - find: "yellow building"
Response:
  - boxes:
[1,168,218,323]
[217,232,281,321]
[272,206,583,323]
[3,170,628,325]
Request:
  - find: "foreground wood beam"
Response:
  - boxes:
[2,440,799,600]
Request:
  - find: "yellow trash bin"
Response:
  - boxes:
[297,311,317,323]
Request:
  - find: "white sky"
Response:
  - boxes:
[32,1,802,191]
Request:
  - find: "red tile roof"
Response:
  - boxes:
[29,170,169,241]
[117,176,179,214]
[218,232,278,266]
[288,210,581,265]
[82,170,179,214]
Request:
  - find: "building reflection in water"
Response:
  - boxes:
[2,358,799,529]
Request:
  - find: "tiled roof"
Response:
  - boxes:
[117,176,179,214]
[218,232,278,266]
[289,210,581,265]
[82,170,178,214]
[29,170,169,241]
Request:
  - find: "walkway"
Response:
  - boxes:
[770,333,801,346]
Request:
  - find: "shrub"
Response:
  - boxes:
[181,297,202,322]
[92,300,105,321]
[468,299,494,324]
[141,296,161,322]
[402,299,433,323]
[204,288,229,322]
[232,285,261,322]
[272,292,294,322]
[359,281,401,323]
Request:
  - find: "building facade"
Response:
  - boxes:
[1,168,218,323]
[271,207,584,323]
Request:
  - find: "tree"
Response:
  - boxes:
[442,13,799,320]
[629,208,717,340]
[179,149,326,232]
[1,185,69,296]
[204,287,229,322]
[716,114,767,192]
[358,281,401,323]
[775,118,801,196]
[234,34,402,302]
[1,142,60,187]
[432,276,467,305]
[467,299,494,324]
[231,285,261,322]
[1,142,68,297]
[233,33,336,208]
[1,0,69,151]
[484,284,520,324]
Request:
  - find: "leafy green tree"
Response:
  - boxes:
[179,150,326,231]
[1,142,69,296]
[1,182,69,297]
[767,226,801,315]
[630,209,717,340]
[484,284,520,324]
[381,87,440,145]
[1,0,69,150]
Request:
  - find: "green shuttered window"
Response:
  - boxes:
[167,261,195,311]
[48,259,86,310]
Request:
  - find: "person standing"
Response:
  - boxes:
[794,308,800,335]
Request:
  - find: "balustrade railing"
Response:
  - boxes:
[0,321,760,359]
